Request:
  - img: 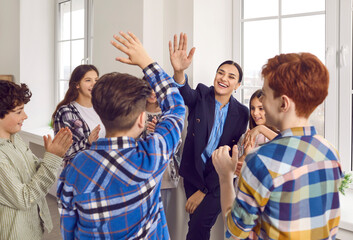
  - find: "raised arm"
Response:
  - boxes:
[111,31,153,69]
[212,145,238,223]
[169,33,196,84]
[111,31,185,168]
[243,125,277,150]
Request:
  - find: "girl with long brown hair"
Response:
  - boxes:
[52,65,105,166]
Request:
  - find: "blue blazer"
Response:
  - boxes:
[179,81,249,194]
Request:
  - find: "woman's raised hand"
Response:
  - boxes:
[169,33,196,74]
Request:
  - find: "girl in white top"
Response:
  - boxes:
[52,65,105,166]
[236,89,278,175]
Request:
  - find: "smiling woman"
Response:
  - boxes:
[169,33,249,240]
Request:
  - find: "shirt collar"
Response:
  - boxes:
[91,136,138,150]
[215,99,229,110]
[275,126,317,140]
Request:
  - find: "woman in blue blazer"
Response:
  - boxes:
[169,33,249,240]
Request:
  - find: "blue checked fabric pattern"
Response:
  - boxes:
[57,63,185,240]
[226,126,343,240]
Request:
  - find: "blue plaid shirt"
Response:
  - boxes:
[57,63,185,240]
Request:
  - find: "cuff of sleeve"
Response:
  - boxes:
[142,62,159,75]
[173,74,188,88]
[43,152,63,169]
[200,186,208,194]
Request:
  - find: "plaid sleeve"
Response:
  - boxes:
[226,152,272,239]
[143,63,185,165]
[54,106,91,161]
[57,167,77,240]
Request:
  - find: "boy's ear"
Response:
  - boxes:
[137,111,146,129]
[280,95,291,112]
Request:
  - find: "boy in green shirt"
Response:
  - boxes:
[0,80,72,239]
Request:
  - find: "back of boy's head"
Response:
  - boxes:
[0,80,32,119]
[92,72,152,132]
[261,53,328,118]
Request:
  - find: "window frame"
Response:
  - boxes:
[54,0,93,104]
[232,0,351,172]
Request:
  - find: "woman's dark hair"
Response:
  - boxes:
[51,64,99,122]
[217,60,243,83]
[0,80,32,119]
[249,89,263,129]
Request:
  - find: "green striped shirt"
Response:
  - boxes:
[0,134,63,240]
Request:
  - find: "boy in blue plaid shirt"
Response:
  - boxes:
[57,31,185,239]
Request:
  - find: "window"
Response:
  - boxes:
[233,0,325,135]
[233,0,352,172]
[55,0,93,103]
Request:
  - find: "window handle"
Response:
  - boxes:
[340,45,348,67]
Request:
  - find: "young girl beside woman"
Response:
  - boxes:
[235,89,278,175]
[140,88,181,214]
[52,65,105,166]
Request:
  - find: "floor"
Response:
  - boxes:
[43,195,62,240]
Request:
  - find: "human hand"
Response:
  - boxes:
[169,33,195,76]
[88,124,101,144]
[185,190,205,214]
[111,31,154,69]
[44,127,73,157]
[243,127,260,150]
[212,145,238,181]
[146,117,157,133]
[235,158,244,176]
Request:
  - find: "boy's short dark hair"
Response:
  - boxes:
[92,72,152,131]
[0,80,32,119]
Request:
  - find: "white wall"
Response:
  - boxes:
[20,0,55,129]
[163,0,194,85]
[193,0,234,87]
[92,0,144,77]
[0,0,20,82]
[143,0,164,69]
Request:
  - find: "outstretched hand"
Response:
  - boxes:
[88,124,101,144]
[169,33,195,74]
[212,145,238,180]
[111,31,153,69]
[146,117,157,133]
[44,127,72,157]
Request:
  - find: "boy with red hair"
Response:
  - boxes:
[213,53,342,239]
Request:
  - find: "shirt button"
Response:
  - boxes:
[196,119,201,123]
[192,133,195,136]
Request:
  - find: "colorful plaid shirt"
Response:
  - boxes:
[226,126,342,240]
[57,63,185,240]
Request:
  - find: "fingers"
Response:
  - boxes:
[111,36,129,53]
[43,135,49,150]
[182,33,187,51]
[231,145,238,163]
[168,41,173,56]
[173,34,178,52]
[188,47,196,61]
[92,124,101,134]
[178,32,184,51]
[127,31,141,44]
